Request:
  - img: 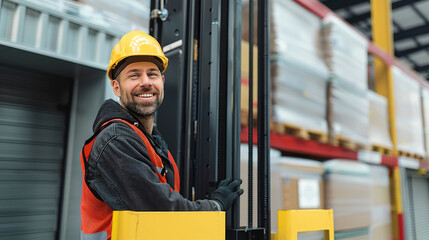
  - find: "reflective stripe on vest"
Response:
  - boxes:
[80,119,180,240]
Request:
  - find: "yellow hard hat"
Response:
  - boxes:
[107,30,169,80]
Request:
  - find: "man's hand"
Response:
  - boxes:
[211,178,244,211]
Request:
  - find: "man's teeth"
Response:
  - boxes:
[137,93,154,98]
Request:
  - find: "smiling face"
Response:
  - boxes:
[111,61,165,119]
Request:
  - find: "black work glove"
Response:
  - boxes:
[211,178,244,211]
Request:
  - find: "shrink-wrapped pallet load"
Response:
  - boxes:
[324,159,371,231]
[369,165,392,240]
[368,91,393,151]
[269,0,327,75]
[329,79,369,148]
[271,58,329,135]
[392,66,425,157]
[321,14,368,90]
[269,0,329,135]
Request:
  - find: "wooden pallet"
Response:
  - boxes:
[271,121,329,143]
[371,144,393,156]
[331,135,369,151]
[332,135,357,150]
[398,150,424,161]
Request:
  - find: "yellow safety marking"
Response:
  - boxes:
[112,211,225,240]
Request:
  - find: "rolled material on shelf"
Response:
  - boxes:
[392,66,425,156]
[324,160,372,231]
[271,57,329,133]
[368,91,393,149]
[322,14,368,90]
[329,79,369,147]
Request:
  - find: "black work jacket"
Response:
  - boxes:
[85,99,218,211]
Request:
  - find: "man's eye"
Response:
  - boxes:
[129,74,139,78]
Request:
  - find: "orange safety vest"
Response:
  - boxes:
[80,119,180,240]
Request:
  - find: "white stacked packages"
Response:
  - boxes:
[392,66,425,156]
[421,88,429,155]
[271,0,327,75]
[322,14,368,90]
[330,79,369,146]
[324,159,372,231]
[272,59,329,133]
[369,165,392,240]
[270,0,329,133]
[368,91,393,149]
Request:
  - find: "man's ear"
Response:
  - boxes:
[111,80,121,97]
[162,75,165,83]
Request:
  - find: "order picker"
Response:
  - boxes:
[151,0,271,239]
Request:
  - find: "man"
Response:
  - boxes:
[80,30,244,240]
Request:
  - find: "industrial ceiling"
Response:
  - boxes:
[320,0,429,80]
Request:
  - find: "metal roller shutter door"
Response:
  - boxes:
[0,67,71,240]
[402,169,429,240]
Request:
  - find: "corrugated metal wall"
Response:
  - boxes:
[402,168,429,240]
[0,67,71,239]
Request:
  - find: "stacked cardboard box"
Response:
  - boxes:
[271,157,325,240]
[369,165,392,240]
[270,0,329,134]
[324,160,371,232]
[240,144,325,239]
[368,91,393,150]
[329,79,369,147]
[392,66,425,156]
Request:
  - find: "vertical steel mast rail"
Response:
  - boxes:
[257,0,271,239]
[248,0,255,229]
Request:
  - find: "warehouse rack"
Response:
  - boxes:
[238,1,429,240]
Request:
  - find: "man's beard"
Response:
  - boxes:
[121,91,164,118]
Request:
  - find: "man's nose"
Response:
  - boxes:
[138,75,152,87]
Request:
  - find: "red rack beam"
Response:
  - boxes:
[242,128,358,160]
[241,128,398,167]
[381,155,398,167]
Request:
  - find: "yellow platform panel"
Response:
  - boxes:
[277,209,334,240]
[111,211,225,240]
